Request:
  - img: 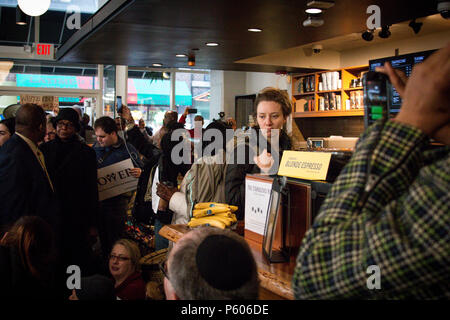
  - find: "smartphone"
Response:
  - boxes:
[363,71,390,127]
[117,96,122,113]
[187,108,197,114]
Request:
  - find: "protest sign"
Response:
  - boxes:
[97,158,138,201]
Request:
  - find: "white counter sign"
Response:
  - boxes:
[245,178,272,235]
[97,159,138,201]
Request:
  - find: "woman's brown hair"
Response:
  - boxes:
[1,216,55,283]
[254,87,292,118]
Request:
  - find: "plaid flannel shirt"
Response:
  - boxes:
[292,120,450,299]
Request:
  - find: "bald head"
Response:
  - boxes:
[15,103,46,143]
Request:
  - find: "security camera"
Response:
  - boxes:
[302,15,324,27]
[312,44,323,54]
[438,1,450,19]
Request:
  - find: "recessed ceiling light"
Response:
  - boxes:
[206,42,219,46]
[248,28,262,32]
[178,68,191,71]
[152,63,162,67]
[176,54,187,57]
[305,8,322,14]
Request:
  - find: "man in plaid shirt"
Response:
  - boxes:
[292,45,450,299]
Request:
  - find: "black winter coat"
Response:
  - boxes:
[40,135,99,270]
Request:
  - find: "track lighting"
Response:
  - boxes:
[188,54,195,66]
[378,25,391,39]
[408,19,423,34]
[16,6,27,25]
[361,30,374,41]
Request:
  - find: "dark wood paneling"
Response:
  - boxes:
[294,116,365,139]
[55,0,437,70]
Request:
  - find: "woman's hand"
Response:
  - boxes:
[254,149,274,174]
[156,182,178,202]
[69,289,79,300]
[376,45,450,144]
[121,105,134,124]
[129,167,142,178]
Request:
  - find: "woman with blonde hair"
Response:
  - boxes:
[109,238,146,300]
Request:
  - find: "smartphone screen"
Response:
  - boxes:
[363,72,389,127]
[117,96,122,113]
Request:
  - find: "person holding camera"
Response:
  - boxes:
[292,44,450,299]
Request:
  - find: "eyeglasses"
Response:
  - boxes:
[109,254,131,262]
[56,121,75,128]
[159,259,170,280]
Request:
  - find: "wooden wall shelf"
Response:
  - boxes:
[294,109,364,118]
[292,65,368,115]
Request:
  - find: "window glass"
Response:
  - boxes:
[0,61,98,89]
[175,72,210,128]
[127,71,171,133]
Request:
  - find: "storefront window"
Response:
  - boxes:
[102,65,115,118]
[127,71,172,133]
[0,61,98,89]
[175,72,210,128]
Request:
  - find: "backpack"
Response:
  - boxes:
[183,151,228,218]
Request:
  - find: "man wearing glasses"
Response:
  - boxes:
[40,107,101,281]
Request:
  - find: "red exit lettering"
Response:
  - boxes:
[36,44,52,56]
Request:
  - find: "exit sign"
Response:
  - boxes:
[36,43,53,56]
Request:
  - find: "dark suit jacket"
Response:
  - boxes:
[0,134,60,232]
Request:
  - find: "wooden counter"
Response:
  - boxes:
[159,224,295,300]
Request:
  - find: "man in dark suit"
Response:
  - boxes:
[0,103,60,234]
[40,108,100,276]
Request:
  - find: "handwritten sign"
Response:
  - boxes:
[245,177,272,235]
[278,151,332,180]
[20,95,59,111]
[97,159,138,201]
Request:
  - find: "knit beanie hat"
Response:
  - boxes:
[55,108,80,131]
[195,234,255,291]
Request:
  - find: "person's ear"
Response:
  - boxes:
[163,277,180,300]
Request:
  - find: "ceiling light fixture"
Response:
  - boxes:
[162,72,170,79]
[408,19,423,34]
[305,8,322,14]
[176,54,187,57]
[205,42,219,46]
[188,54,195,66]
[248,28,262,32]
[16,6,27,25]
[303,14,324,27]
[152,63,162,67]
[18,0,51,17]
[361,29,374,41]
[378,25,391,38]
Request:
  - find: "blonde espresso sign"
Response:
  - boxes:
[278,151,332,180]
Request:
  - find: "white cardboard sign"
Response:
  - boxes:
[97,159,138,201]
[245,178,272,235]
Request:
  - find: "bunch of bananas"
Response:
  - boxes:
[187,202,238,229]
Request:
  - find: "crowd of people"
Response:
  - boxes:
[0,44,448,300]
